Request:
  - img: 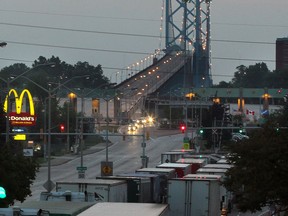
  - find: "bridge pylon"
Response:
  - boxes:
[165,0,212,87]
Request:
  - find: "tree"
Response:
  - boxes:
[0,104,39,207]
[223,110,288,214]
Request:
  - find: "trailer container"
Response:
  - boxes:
[156,163,191,178]
[96,175,151,203]
[78,202,169,216]
[196,168,228,177]
[176,158,206,173]
[117,173,163,203]
[168,177,221,216]
[136,167,176,179]
[184,174,232,210]
[136,168,176,204]
[56,179,127,202]
[160,151,190,163]
[18,201,93,216]
[203,163,233,169]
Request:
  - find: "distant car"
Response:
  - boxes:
[231,133,249,142]
[128,124,136,131]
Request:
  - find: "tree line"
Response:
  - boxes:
[215,62,288,89]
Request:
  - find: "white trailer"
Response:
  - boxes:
[56,179,127,202]
[0,207,49,216]
[203,163,233,169]
[168,177,221,216]
[184,174,232,210]
[136,168,176,179]
[156,163,191,178]
[196,168,228,177]
[78,202,169,216]
[176,158,206,174]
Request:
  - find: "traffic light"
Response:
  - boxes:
[239,126,243,134]
[276,123,280,132]
[60,124,65,133]
[199,127,204,135]
[0,186,6,199]
[180,125,186,133]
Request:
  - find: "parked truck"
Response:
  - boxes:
[176,158,207,174]
[56,179,127,202]
[78,202,169,216]
[168,176,221,216]
[156,163,191,178]
[96,175,151,203]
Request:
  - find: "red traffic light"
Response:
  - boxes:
[60,124,65,133]
[180,125,186,133]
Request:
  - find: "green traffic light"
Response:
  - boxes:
[200,129,203,134]
[0,186,6,199]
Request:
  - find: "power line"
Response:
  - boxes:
[0,22,277,45]
[1,9,287,28]
[0,9,159,22]
[4,40,151,55]
[0,22,158,39]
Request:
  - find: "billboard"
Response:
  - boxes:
[4,89,36,126]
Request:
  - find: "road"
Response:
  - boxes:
[25,126,183,202]
[22,126,270,216]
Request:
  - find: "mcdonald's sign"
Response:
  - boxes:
[3,89,36,126]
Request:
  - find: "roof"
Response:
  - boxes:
[78,202,168,216]
[157,163,191,168]
[136,168,175,173]
[184,174,222,181]
[197,168,228,174]
[18,201,94,216]
[56,179,126,186]
[176,158,206,164]
[203,164,233,169]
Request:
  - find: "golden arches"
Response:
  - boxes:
[4,89,35,115]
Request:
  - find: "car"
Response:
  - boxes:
[128,124,136,131]
[231,133,249,142]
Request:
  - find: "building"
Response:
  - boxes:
[276,37,288,71]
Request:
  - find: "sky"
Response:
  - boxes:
[0,0,287,85]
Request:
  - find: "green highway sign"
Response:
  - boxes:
[76,166,87,171]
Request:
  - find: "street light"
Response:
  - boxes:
[0,42,7,47]
[18,74,89,190]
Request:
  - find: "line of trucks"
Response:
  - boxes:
[1,150,233,216]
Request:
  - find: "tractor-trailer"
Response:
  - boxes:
[156,163,191,178]
[78,202,169,216]
[161,151,190,163]
[168,177,221,216]
[184,174,232,210]
[56,179,127,202]
[196,168,228,177]
[136,167,176,179]
[203,163,233,169]
[96,175,151,203]
[176,158,206,174]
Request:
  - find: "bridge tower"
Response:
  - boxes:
[165,0,212,87]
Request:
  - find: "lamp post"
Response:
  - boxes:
[18,74,89,190]
[0,42,7,47]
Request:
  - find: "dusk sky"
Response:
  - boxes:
[0,0,287,84]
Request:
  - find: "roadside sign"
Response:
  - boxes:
[183,136,190,150]
[76,166,87,171]
[78,170,85,179]
[43,180,55,191]
[101,161,113,176]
